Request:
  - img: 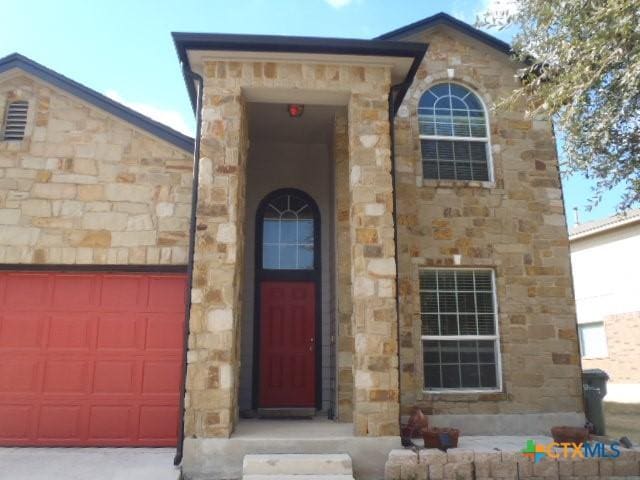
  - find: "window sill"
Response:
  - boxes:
[581,355,609,360]
[421,389,506,402]
[418,178,495,189]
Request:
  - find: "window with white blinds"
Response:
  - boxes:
[2,100,29,141]
[420,269,501,391]
[418,83,491,182]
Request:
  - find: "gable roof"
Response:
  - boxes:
[376,12,513,56]
[569,208,640,241]
[0,53,193,152]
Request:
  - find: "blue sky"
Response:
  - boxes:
[0,0,622,225]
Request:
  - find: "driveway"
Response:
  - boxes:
[0,447,180,480]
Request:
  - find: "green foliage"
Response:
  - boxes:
[478,0,640,210]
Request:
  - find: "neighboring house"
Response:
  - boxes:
[0,13,583,479]
[570,208,640,403]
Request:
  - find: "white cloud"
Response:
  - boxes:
[324,0,353,8]
[104,90,193,136]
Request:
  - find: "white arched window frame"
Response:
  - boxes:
[418,83,493,182]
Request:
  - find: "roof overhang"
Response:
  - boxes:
[569,210,640,241]
[172,32,428,114]
[376,12,513,56]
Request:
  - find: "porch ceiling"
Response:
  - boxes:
[247,102,338,144]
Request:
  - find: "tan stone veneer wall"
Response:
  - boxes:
[334,110,354,422]
[393,28,583,415]
[185,59,400,437]
[183,88,249,438]
[0,74,192,264]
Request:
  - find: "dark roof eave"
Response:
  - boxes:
[376,12,513,56]
[172,32,428,114]
[0,53,194,152]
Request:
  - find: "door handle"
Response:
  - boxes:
[309,337,314,351]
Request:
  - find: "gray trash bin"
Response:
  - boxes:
[583,368,609,436]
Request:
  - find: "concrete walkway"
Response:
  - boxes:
[0,447,180,480]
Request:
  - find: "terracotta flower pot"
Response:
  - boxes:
[551,426,589,444]
[400,408,429,447]
[422,427,460,450]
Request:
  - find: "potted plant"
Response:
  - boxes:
[550,426,589,444]
[422,427,460,450]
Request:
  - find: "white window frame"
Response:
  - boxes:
[418,82,494,183]
[578,321,608,359]
[420,267,503,394]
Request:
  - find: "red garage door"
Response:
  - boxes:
[0,270,186,446]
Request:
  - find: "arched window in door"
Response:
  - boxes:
[259,190,318,271]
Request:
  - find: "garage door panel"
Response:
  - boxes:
[146,313,184,350]
[88,405,132,440]
[38,405,82,439]
[100,275,145,311]
[138,405,179,440]
[0,405,33,439]
[93,360,136,394]
[0,356,40,392]
[96,313,142,350]
[43,359,91,394]
[51,274,96,310]
[142,360,182,394]
[47,314,93,350]
[0,312,44,348]
[3,273,49,308]
[0,270,186,447]
[148,276,187,312]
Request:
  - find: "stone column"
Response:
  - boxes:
[184,86,248,438]
[334,111,353,422]
[348,92,400,436]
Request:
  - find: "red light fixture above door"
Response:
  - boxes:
[287,104,304,118]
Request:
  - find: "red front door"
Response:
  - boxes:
[259,281,316,408]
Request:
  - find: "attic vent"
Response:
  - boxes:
[2,100,29,141]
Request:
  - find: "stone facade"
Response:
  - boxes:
[183,89,249,438]
[1,18,585,453]
[0,74,192,264]
[184,59,400,438]
[348,83,400,437]
[394,27,583,415]
[334,111,354,422]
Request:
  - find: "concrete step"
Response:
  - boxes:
[242,454,353,476]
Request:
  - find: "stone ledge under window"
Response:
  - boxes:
[417,177,495,189]
[418,391,508,402]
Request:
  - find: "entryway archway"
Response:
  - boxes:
[253,188,321,412]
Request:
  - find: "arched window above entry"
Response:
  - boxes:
[260,192,316,270]
[418,83,491,182]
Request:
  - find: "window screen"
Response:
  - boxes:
[418,83,490,181]
[420,269,500,390]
